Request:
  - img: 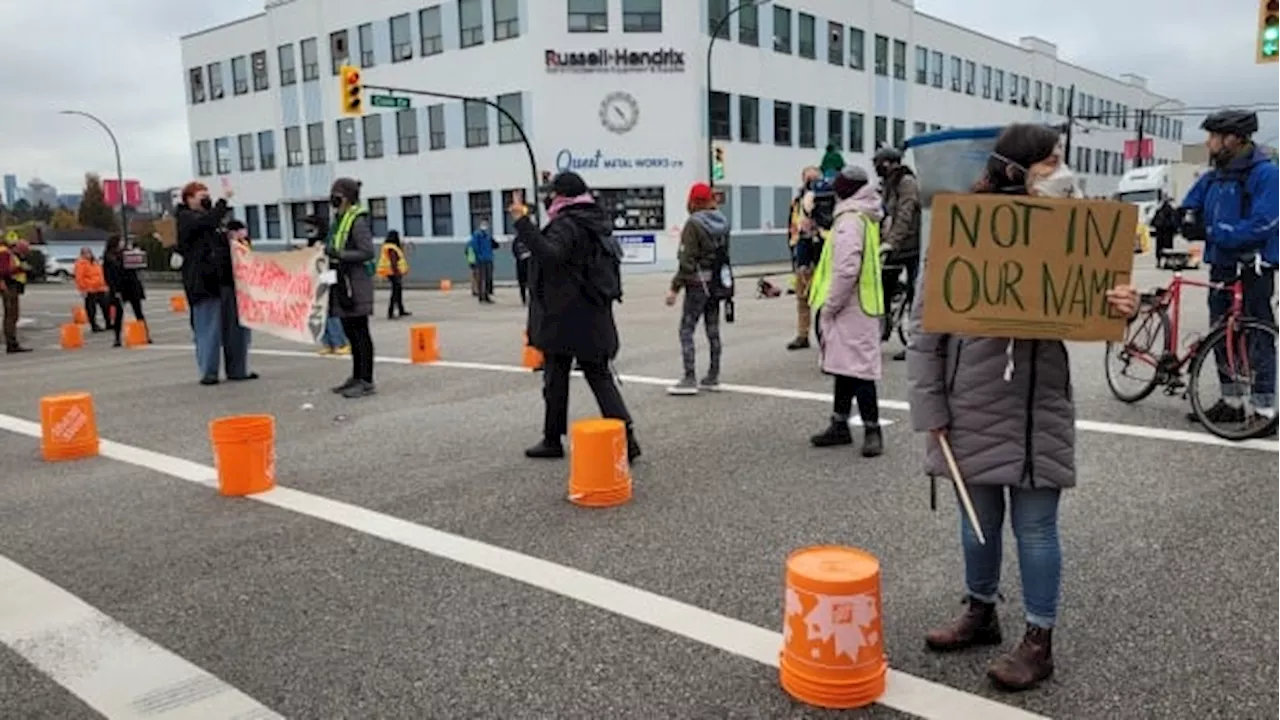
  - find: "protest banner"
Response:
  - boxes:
[921,193,1138,342]
[231,243,331,345]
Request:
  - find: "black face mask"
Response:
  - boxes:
[199,197,213,210]
[542,194,554,210]
[330,196,344,208]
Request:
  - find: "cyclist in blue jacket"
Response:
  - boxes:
[1179,109,1278,428]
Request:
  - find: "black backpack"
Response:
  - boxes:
[708,232,734,300]
[569,218,624,306]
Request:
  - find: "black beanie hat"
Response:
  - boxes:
[832,166,870,199]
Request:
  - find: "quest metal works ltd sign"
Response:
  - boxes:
[545,48,686,74]
[555,149,685,172]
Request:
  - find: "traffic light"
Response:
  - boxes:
[1260,0,1279,63]
[339,65,363,116]
[712,145,725,181]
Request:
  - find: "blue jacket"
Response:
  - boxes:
[467,229,495,263]
[1180,147,1279,267]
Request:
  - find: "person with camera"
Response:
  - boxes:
[786,167,822,350]
[873,147,922,362]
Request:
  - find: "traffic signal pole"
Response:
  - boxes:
[361,83,541,223]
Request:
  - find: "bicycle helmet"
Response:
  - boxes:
[873,147,903,165]
[1200,109,1258,137]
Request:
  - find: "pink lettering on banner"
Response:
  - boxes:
[231,244,329,345]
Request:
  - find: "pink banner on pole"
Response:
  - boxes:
[1123,138,1154,160]
[102,179,143,207]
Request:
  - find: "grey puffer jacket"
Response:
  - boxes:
[329,213,376,319]
[906,271,1077,490]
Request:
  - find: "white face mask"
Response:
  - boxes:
[1030,164,1079,199]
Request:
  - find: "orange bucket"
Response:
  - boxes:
[60,323,84,350]
[440,278,452,292]
[71,306,88,325]
[410,324,439,363]
[779,546,888,710]
[39,393,100,462]
[170,294,187,313]
[123,320,148,347]
[567,418,631,507]
[209,414,276,496]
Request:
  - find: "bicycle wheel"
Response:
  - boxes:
[1104,306,1169,403]
[1188,317,1280,441]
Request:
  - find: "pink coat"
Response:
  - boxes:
[818,184,886,381]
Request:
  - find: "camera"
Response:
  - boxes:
[806,177,837,231]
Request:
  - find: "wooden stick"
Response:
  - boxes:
[938,434,986,545]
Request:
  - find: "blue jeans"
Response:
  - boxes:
[322,317,347,348]
[191,286,251,380]
[959,485,1062,629]
[1207,265,1275,411]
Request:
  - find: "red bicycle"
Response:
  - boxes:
[1104,255,1278,441]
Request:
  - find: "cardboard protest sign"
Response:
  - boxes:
[231,243,331,345]
[922,193,1137,342]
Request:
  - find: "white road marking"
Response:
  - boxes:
[0,415,1044,720]
[0,551,281,719]
[149,344,1280,453]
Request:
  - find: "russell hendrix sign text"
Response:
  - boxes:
[545,47,686,73]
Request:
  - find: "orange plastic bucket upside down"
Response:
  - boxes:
[60,323,83,350]
[39,393,100,462]
[209,414,276,496]
[410,324,440,363]
[71,306,88,325]
[123,320,148,347]
[567,418,631,507]
[779,545,888,710]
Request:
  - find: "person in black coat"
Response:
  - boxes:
[102,234,151,347]
[510,171,640,462]
[1150,199,1180,268]
[175,181,255,385]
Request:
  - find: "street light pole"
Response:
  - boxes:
[60,110,127,236]
[707,0,773,188]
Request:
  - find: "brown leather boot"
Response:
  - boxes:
[924,597,1002,651]
[987,624,1054,691]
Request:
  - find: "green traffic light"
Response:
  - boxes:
[1265,26,1280,40]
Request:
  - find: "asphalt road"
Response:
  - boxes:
[1,255,1275,720]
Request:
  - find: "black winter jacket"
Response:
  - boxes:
[175,200,232,304]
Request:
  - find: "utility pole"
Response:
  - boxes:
[60,110,127,236]
[1134,108,1146,169]
[1062,84,1076,162]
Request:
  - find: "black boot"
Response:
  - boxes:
[810,415,853,447]
[525,436,565,459]
[861,425,884,457]
[786,337,810,351]
[626,428,642,463]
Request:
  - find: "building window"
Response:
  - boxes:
[428,104,446,150]
[263,205,281,239]
[396,109,419,155]
[739,95,759,143]
[950,56,961,91]
[237,133,255,171]
[468,191,493,232]
[913,121,927,137]
[401,195,424,237]
[244,206,261,239]
[826,22,844,65]
[622,0,661,32]
[498,189,524,234]
[459,0,484,48]
[738,1,758,45]
[362,115,383,158]
[739,186,761,230]
[250,51,269,91]
[231,56,249,94]
[994,69,1005,101]
[873,35,888,75]
[494,0,520,40]
[330,31,349,75]
[892,39,906,80]
[195,141,212,176]
[388,14,412,62]
[1044,83,1054,113]
[849,112,864,152]
[419,7,443,56]
[980,65,992,98]
[1020,75,1029,104]
[874,115,887,149]
[797,13,815,58]
[368,198,389,237]
[772,186,792,229]
[930,50,942,87]
[1034,80,1043,109]
[464,100,489,147]
[277,44,296,85]
[826,108,844,149]
[207,62,225,99]
[306,123,325,164]
[773,6,792,53]
[358,23,375,67]
[773,101,792,145]
[798,105,815,148]
[214,137,231,174]
[337,118,358,161]
[300,38,319,81]
[188,67,205,104]
[496,92,523,144]
[568,0,607,32]
[849,27,865,70]
[430,194,453,236]
[257,131,275,169]
[964,60,976,95]
[709,0,729,38]
[709,91,731,140]
[287,203,309,240]
[892,119,905,148]
[914,46,928,84]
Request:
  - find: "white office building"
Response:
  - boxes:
[180,0,1190,280]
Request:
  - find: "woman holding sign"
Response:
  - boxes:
[907,124,1138,692]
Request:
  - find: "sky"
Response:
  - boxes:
[0,0,1274,197]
